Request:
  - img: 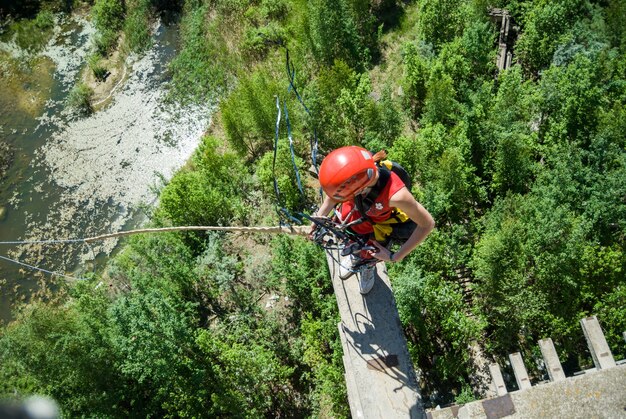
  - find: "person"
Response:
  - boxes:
[311,145,435,294]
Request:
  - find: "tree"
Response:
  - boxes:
[0,288,123,417]
[158,136,250,228]
[392,262,483,407]
[515,0,588,76]
[307,0,378,70]
[417,0,465,48]
[221,69,283,160]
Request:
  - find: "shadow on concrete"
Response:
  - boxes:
[327,250,424,418]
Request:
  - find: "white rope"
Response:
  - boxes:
[0,225,310,246]
[0,254,87,281]
[0,225,310,281]
[82,225,309,243]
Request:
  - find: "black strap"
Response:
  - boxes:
[354,167,391,222]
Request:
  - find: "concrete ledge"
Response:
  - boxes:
[427,364,626,418]
[326,250,424,418]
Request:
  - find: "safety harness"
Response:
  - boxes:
[353,159,412,224]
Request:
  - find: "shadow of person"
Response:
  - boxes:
[340,267,418,392]
[327,251,424,417]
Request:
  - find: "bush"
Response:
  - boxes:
[307,0,378,70]
[221,69,283,159]
[11,9,55,52]
[66,83,94,116]
[92,0,125,33]
[515,0,588,76]
[123,0,152,53]
[168,3,235,104]
[256,142,309,212]
[417,0,465,48]
[158,136,250,227]
[240,22,285,61]
[87,54,109,81]
[392,263,483,406]
[93,28,119,56]
[402,41,433,120]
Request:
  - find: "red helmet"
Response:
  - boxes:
[319,146,377,201]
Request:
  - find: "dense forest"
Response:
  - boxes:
[1,0,625,416]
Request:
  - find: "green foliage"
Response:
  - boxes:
[538,50,617,151]
[308,60,358,150]
[168,3,235,104]
[158,135,250,227]
[606,0,626,52]
[422,63,460,127]
[92,0,125,32]
[515,0,588,76]
[308,61,402,152]
[392,263,483,404]
[439,19,496,90]
[87,53,108,81]
[454,383,477,405]
[477,66,538,196]
[300,314,349,417]
[109,287,210,417]
[269,236,347,416]
[307,0,379,70]
[221,69,283,159]
[411,123,485,224]
[364,85,403,150]
[470,144,626,356]
[402,41,433,120]
[66,83,93,116]
[123,0,152,53]
[256,142,309,212]
[259,0,289,20]
[2,0,74,18]
[9,9,55,52]
[93,28,119,56]
[417,0,466,48]
[92,0,125,54]
[4,0,626,411]
[269,235,332,321]
[196,322,295,417]
[241,22,285,61]
[0,288,123,416]
[593,286,626,360]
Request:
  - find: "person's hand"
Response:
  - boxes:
[370,241,394,261]
[307,222,318,241]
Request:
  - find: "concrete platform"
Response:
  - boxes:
[427,364,626,419]
[326,249,424,418]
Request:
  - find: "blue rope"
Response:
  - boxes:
[272,96,282,205]
[284,48,319,176]
[283,100,304,196]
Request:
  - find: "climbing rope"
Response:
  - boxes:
[0,225,310,247]
[0,225,310,280]
[0,254,88,281]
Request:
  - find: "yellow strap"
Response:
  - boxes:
[371,209,410,241]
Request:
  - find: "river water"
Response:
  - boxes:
[0,16,212,322]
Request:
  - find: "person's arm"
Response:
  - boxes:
[371,187,435,262]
